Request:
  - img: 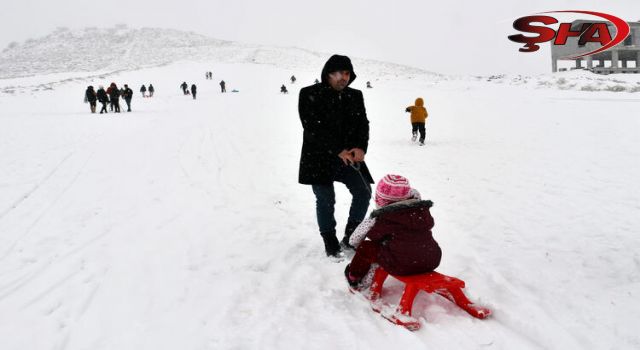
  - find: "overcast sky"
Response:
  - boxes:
[2,1,639,75]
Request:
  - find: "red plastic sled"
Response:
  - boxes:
[353,267,492,331]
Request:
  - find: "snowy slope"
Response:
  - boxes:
[1,28,640,350]
[0,26,436,82]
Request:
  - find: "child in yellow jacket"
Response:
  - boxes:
[405,97,428,146]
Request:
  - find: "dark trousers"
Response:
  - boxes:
[412,122,426,142]
[192,92,196,99]
[311,164,371,234]
[349,240,381,279]
[125,98,132,111]
[99,101,108,113]
[112,99,121,113]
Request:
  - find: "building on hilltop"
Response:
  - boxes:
[551,19,640,74]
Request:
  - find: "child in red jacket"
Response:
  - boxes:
[345,174,442,289]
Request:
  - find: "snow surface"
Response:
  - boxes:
[1,29,640,350]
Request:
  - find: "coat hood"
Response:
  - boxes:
[370,199,434,230]
[321,54,357,85]
[371,199,433,218]
[415,98,424,107]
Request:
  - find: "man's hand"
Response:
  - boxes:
[338,149,355,165]
[349,148,365,162]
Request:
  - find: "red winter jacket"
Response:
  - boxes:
[367,199,441,275]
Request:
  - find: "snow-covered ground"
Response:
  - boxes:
[1,32,640,350]
[479,69,640,93]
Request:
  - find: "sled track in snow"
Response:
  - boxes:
[0,151,94,262]
[0,152,73,222]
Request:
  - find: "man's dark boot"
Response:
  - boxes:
[320,230,341,257]
[341,221,360,250]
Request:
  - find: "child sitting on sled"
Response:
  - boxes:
[345,174,442,289]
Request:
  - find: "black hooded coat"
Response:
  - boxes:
[297,55,373,185]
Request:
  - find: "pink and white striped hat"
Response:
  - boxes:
[375,174,412,207]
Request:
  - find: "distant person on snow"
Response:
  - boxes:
[180,81,188,95]
[291,75,296,84]
[298,54,373,258]
[191,84,197,99]
[140,84,147,97]
[96,85,109,114]
[85,86,97,113]
[344,175,441,290]
[366,81,372,88]
[281,84,288,94]
[148,84,155,97]
[107,83,121,113]
[123,84,133,112]
[314,79,320,84]
[220,80,226,93]
[405,97,428,146]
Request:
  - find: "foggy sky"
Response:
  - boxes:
[2,0,639,75]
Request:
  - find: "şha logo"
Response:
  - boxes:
[508,11,630,59]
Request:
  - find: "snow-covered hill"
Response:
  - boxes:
[0,26,436,81]
[4,26,640,96]
[0,27,639,350]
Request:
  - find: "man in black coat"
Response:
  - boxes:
[108,83,121,113]
[96,86,109,114]
[191,84,197,99]
[298,54,373,257]
[122,84,133,112]
[85,86,97,113]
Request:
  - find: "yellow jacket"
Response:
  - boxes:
[406,98,428,123]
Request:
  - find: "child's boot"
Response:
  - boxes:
[344,264,363,290]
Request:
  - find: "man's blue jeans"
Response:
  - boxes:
[311,164,371,234]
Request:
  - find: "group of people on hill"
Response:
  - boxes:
[180,82,198,99]
[205,71,227,92]
[139,84,155,98]
[281,76,373,94]
[84,83,136,114]
[297,55,436,295]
